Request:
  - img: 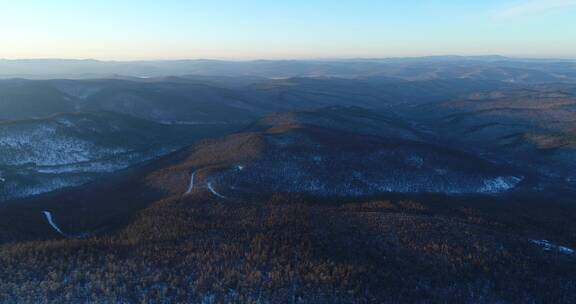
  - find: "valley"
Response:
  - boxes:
[0,57,575,303]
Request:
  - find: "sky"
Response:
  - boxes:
[0,0,574,60]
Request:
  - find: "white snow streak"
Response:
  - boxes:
[185,171,196,195]
[531,240,575,255]
[207,182,226,198]
[42,211,65,236]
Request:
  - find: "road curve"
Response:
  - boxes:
[185,171,196,195]
[207,182,226,198]
[42,211,65,236]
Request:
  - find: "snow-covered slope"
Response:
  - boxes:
[152,110,527,199]
[207,127,525,197]
[0,112,234,201]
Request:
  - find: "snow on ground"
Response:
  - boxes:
[54,83,102,99]
[1,145,179,201]
[42,211,65,236]
[406,156,424,168]
[207,182,226,198]
[2,176,92,201]
[0,125,127,166]
[159,120,230,125]
[531,240,575,255]
[185,171,196,195]
[480,176,524,193]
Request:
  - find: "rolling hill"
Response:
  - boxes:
[0,108,574,303]
[0,77,515,124]
[396,85,576,188]
[1,58,576,302]
[0,111,237,201]
[1,57,575,82]
[161,112,526,198]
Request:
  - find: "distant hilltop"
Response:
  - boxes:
[0,56,575,80]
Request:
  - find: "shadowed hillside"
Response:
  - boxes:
[0,109,574,302]
[397,85,576,188]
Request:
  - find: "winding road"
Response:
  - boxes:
[207,182,226,198]
[185,171,196,195]
[184,167,234,199]
[42,211,65,236]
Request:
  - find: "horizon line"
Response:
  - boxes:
[1,54,575,62]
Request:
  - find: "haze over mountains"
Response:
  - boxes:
[2,57,575,201]
[1,56,576,81]
[1,56,576,302]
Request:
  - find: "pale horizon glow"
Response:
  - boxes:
[494,0,576,19]
[0,0,574,60]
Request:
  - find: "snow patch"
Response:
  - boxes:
[159,120,230,125]
[434,168,448,175]
[42,211,65,236]
[185,171,196,195]
[406,156,424,168]
[480,176,523,193]
[55,117,75,127]
[207,182,226,198]
[2,177,91,201]
[55,84,101,99]
[531,240,574,255]
[0,124,127,166]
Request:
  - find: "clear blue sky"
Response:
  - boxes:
[0,0,574,60]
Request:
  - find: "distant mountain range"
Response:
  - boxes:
[0,77,515,123]
[1,56,575,82]
[1,71,576,201]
